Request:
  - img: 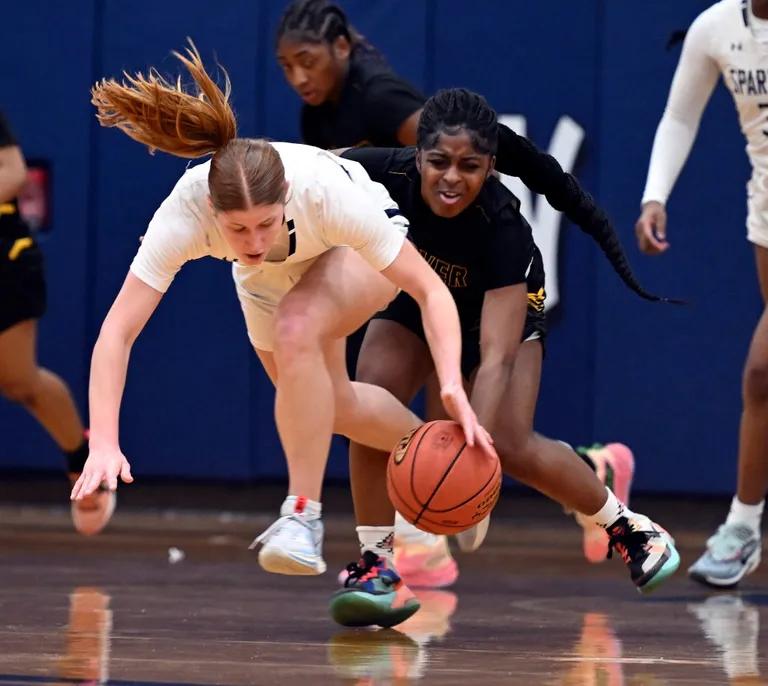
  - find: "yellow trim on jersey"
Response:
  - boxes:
[0,202,16,215]
[8,237,33,261]
[527,287,546,313]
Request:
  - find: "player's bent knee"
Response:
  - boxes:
[743,358,768,404]
[272,311,322,359]
[496,435,539,479]
[0,377,39,408]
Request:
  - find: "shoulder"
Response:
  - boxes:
[689,0,736,39]
[342,146,416,180]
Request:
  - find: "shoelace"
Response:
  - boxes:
[607,521,659,564]
[343,550,383,587]
[248,514,312,550]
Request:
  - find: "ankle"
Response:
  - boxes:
[281,495,322,520]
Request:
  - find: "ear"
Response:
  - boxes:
[415,150,423,174]
[487,155,496,178]
[207,195,216,214]
[283,179,291,202]
[332,35,352,62]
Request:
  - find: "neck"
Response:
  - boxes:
[753,0,768,20]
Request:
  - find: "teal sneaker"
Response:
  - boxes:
[330,551,421,628]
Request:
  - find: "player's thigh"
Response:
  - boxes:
[276,247,397,343]
[356,319,432,404]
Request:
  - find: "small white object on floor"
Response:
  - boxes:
[168,547,186,564]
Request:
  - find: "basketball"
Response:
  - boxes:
[386,420,502,535]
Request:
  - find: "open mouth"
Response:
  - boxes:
[244,252,265,262]
[438,190,462,205]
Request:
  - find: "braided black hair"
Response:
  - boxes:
[417,88,498,156]
[276,0,385,65]
[418,87,680,304]
[495,126,682,304]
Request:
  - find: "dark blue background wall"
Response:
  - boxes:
[0,1,757,493]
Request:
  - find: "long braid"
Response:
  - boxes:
[495,125,683,304]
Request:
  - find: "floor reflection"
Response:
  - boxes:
[54,587,112,685]
[688,595,765,685]
[326,590,458,683]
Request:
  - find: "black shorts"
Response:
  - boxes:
[0,233,46,334]
[374,291,547,378]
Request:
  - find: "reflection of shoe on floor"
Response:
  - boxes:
[398,590,458,644]
[330,551,420,628]
[688,523,762,588]
[394,514,458,589]
[574,443,635,564]
[69,474,116,536]
[688,595,761,681]
[57,587,112,683]
[327,628,424,681]
[562,612,624,686]
[607,514,679,593]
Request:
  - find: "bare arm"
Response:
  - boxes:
[72,273,164,498]
[0,145,27,203]
[382,241,494,455]
[396,108,422,146]
[470,284,528,432]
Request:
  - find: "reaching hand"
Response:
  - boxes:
[635,201,670,255]
[70,446,133,500]
[440,382,497,459]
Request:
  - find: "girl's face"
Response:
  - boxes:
[212,201,286,266]
[417,130,495,218]
[277,36,351,106]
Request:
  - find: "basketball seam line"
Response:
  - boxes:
[414,442,467,526]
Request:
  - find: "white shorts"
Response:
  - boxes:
[232,258,318,352]
[747,177,768,249]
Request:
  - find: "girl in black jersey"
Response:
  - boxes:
[330,90,681,629]
[276,0,425,148]
[0,112,108,535]
[275,0,651,589]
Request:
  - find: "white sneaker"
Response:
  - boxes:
[250,510,326,575]
[455,515,491,553]
[69,475,116,536]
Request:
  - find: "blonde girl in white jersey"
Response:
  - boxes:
[70,44,493,596]
[636,0,768,587]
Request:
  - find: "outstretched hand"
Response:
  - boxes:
[70,446,134,500]
[440,382,497,459]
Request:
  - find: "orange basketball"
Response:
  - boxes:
[386,420,502,535]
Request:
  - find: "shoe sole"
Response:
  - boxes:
[687,552,761,588]
[259,547,327,575]
[71,491,116,537]
[455,516,491,553]
[638,544,681,594]
[396,561,459,589]
[329,591,420,628]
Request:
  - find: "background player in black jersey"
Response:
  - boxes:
[275,0,637,587]
[329,90,680,628]
[0,111,112,535]
[276,0,425,148]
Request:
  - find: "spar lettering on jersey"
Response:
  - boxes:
[729,68,768,95]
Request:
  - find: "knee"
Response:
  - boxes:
[0,376,39,408]
[272,305,323,364]
[743,357,768,404]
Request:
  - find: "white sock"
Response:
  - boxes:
[395,510,438,544]
[725,496,764,536]
[583,488,633,529]
[280,495,322,520]
[357,525,395,561]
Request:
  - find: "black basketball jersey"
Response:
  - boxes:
[342,146,546,328]
[301,51,425,149]
[0,112,27,239]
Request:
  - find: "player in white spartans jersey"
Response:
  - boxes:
[70,43,495,624]
[636,0,768,587]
